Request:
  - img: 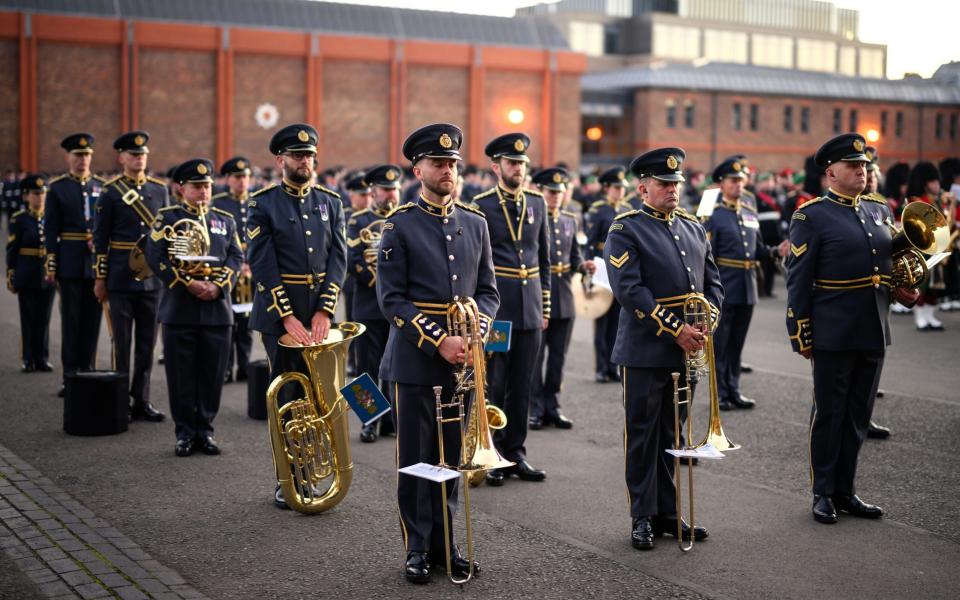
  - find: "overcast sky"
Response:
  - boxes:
[338,0,958,79]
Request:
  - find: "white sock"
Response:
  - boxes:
[914,304,929,328]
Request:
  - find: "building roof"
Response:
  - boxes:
[582,61,960,105]
[5,0,570,49]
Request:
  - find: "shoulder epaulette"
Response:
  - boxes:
[350,208,371,219]
[614,210,638,221]
[47,174,66,185]
[251,184,277,198]
[862,192,887,205]
[210,206,234,219]
[158,205,179,213]
[314,184,340,199]
[104,176,122,186]
[524,188,543,197]
[456,201,485,217]
[386,202,415,218]
[561,210,578,218]
[797,197,825,210]
[211,191,229,200]
[588,200,606,211]
[472,188,497,201]
[675,208,698,222]
[93,174,108,183]
[11,209,24,219]
[146,176,166,185]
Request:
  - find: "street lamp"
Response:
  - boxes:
[507,109,525,125]
[586,126,603,141]
[866,129,880,143]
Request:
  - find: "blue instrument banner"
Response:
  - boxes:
[484,320,512,352]
[340,373,391,426]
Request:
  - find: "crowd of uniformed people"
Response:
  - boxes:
[4,123,958,582]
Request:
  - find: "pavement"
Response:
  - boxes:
[1,278,959,600]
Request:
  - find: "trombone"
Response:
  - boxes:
[431,297,513,584]
[670,294,739,551]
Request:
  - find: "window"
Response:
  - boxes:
[751,34,793,68]
[569,21,605,57]
[797,38,837,73]
[749,103,759,131]
[935,113,944,140]
[704,29,748,63]
[784,105,793,132]
[951,114,958,140]
[653,23,701,60]
[801,106,810,133]
[859,48,884,78]
[666,99,677,128]
[732,103,742,131]
[895,111,904,137]
[684,100,695,128]
[838,46,857,76]
[849,109,858,132]
[881,111,888,136]
[833,108,843,134]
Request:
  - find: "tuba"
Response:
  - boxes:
[891,201,950,289]
[670,294,739,552]
[266,323,365,514]
[432,298,513,584]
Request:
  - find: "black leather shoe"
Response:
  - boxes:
[485,469,505,487]
[812,495,838,524]
[875,389,885,398]
[273,486,290,510]
[652,515,708,541]
[740,363,754,373]
[505,459,546,482]
[57,385,65,398]
[543,414,574,429]
[833,494,883,519]
[21,362,35,373]
[405,551,431,584]
[174,439,195,457]
[719,399,733,411]
[867,421,891,439]
[528,416,543,430]
[131,402,166,422]
[359,424,378,443]
[223,371,234,384]
[631,516,654,550]
[729,395,756,409]
[607,369,622,382]
[429,547,480,578]
[37,362,54,372]
[236,370,248,382]
[199,436,221,455]
[595,371,610,383]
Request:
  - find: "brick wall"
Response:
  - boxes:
[37,42,121,174]
[554,74,581,168]
[322,60,390,168]
[232,53,306,169]
[483,70,543,166]
[138,49,216,174]
[0,40,18,171]
[405,65,470,158]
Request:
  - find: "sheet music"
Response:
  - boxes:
[398,462,461,482]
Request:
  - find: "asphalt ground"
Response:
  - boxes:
[1,277,958,599]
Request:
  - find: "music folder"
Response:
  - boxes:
[340,373,391,426]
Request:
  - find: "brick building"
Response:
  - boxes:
[0,0,585,174]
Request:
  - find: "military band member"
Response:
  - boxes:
[7,176,56,373]
[377,123,498,582]
[702,158,788,411]
[246,123,346,508]
[529,167,594,430]
[342,172,373,375]
[786,133,919,525]
[213,156,254,382]
[44,133,105,394]
[905,161,947,331]
[605,148,721,550]
[146,159,243,456]
[473,132,550,486]
[93,131,167,422]
[586,166,631,383]
[348,164,400,443]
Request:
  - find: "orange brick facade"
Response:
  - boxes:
[2,11,586,174]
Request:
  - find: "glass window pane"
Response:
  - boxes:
[838,46,857,76]
[859,48,884,78]
[653,23,701,60]
[797,38,837,73]
[704,29,748,63]
[751,34,794,69]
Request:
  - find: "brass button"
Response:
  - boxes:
[867,233,873,237]
[686,267,692,272]
[302,214,309,219]
[690,284,695,290]
[306,231,312,236]
[874,266,879,272]
[443,218,449,224]
[522,280,528,286]
[680,251,686,256]
[872,249,877,255]
[451,274,458,281]
[446,235,452,241]
[308,247,314,253]
[556,251,562,256]
[674,235,680,240]
[448,255,454,261]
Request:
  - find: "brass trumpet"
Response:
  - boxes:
[266,323,365,514]
[432,298,513,584]
[670,294,739,552]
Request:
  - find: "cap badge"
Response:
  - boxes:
[853,139,864,152]
[732,162,742,172]
[35,178,44,187]
[133,135,145,146]
[617,171,625,180]
[297,130,310,143]
[386,169,397,181]
[552,173,563,183]
[865,151,873,161]
[514,139,526,152]
[236,160,246,170]
[666,155,679,170]
[78,137,88,147]
[197,163,208,175]
[439,133,453,149]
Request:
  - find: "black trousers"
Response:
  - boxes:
[226,313,252,377]
[594,300,620,373]
[58,278,102,376]
[107,290,159,405]
[395,381,463,554]
[162,324,231,442]
[17,288,55,366]
[486,327,541,461]
[760,261,777,296]
[714,303,754,403]
[355,318,393,432]
[809,349,883,497]
[530,317,574,420]
[623,366,689,519]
